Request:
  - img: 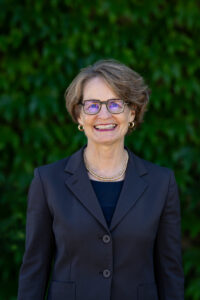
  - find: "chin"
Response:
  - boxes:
[92,136,124,146]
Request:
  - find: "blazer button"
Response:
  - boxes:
[103,269,111,278]
[102,234,111,244]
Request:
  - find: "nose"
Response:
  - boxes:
[97,103,112,118]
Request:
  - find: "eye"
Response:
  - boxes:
[109,101,122,110]
[89,103,99,109]
[110,102,119,108]
[85,101,100,113]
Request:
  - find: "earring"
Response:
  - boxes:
[129,121,135,128]
[78,124,84,131]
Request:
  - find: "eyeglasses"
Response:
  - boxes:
[80,99,129,115]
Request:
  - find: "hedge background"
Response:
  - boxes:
[0,0,200,299]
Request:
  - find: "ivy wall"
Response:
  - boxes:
[0,0,200,299]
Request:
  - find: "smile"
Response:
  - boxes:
[94,124,117,131]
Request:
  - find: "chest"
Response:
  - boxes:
[47,179,165,250]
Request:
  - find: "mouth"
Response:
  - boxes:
[94,124,117,131]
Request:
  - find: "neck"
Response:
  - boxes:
[84,141,127,180]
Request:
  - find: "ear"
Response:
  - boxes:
[129,109,135,123]
[77,114,83,125]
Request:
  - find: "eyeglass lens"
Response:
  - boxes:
[83,100,124,114]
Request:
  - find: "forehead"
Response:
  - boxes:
[83,77,118,100]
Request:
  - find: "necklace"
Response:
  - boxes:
[83,150,129,182]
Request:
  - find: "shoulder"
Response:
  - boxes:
[34,157,68,177]
[140,155,172,174]
[33,147,84,180]
[130,151,179,195]
[128,149,175,181]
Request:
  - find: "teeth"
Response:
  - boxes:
[95,124,116,129]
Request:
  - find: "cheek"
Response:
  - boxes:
[126,113,134,124]
[122,112,132,124]
[78,112,88,125]
[80,115,96,127]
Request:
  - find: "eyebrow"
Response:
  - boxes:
[82,98,121,101]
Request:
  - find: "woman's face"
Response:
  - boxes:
[78,77,135,147]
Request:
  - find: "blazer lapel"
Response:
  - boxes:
[109,149,148,231]
[64,147,148,232]
[64,147,109,231]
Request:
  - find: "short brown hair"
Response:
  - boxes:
[64,59,150,130]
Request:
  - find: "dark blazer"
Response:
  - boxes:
[18,147,184,300]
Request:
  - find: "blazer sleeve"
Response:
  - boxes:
[154,170,184,300]
[17,168,54,300]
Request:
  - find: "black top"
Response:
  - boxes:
[90,180,124,227]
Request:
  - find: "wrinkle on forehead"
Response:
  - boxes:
[83,77,118,101]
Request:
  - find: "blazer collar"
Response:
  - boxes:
[64,146,148,232]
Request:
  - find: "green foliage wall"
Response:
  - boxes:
[0,0,199,299]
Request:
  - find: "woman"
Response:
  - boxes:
[18,59,184,300]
